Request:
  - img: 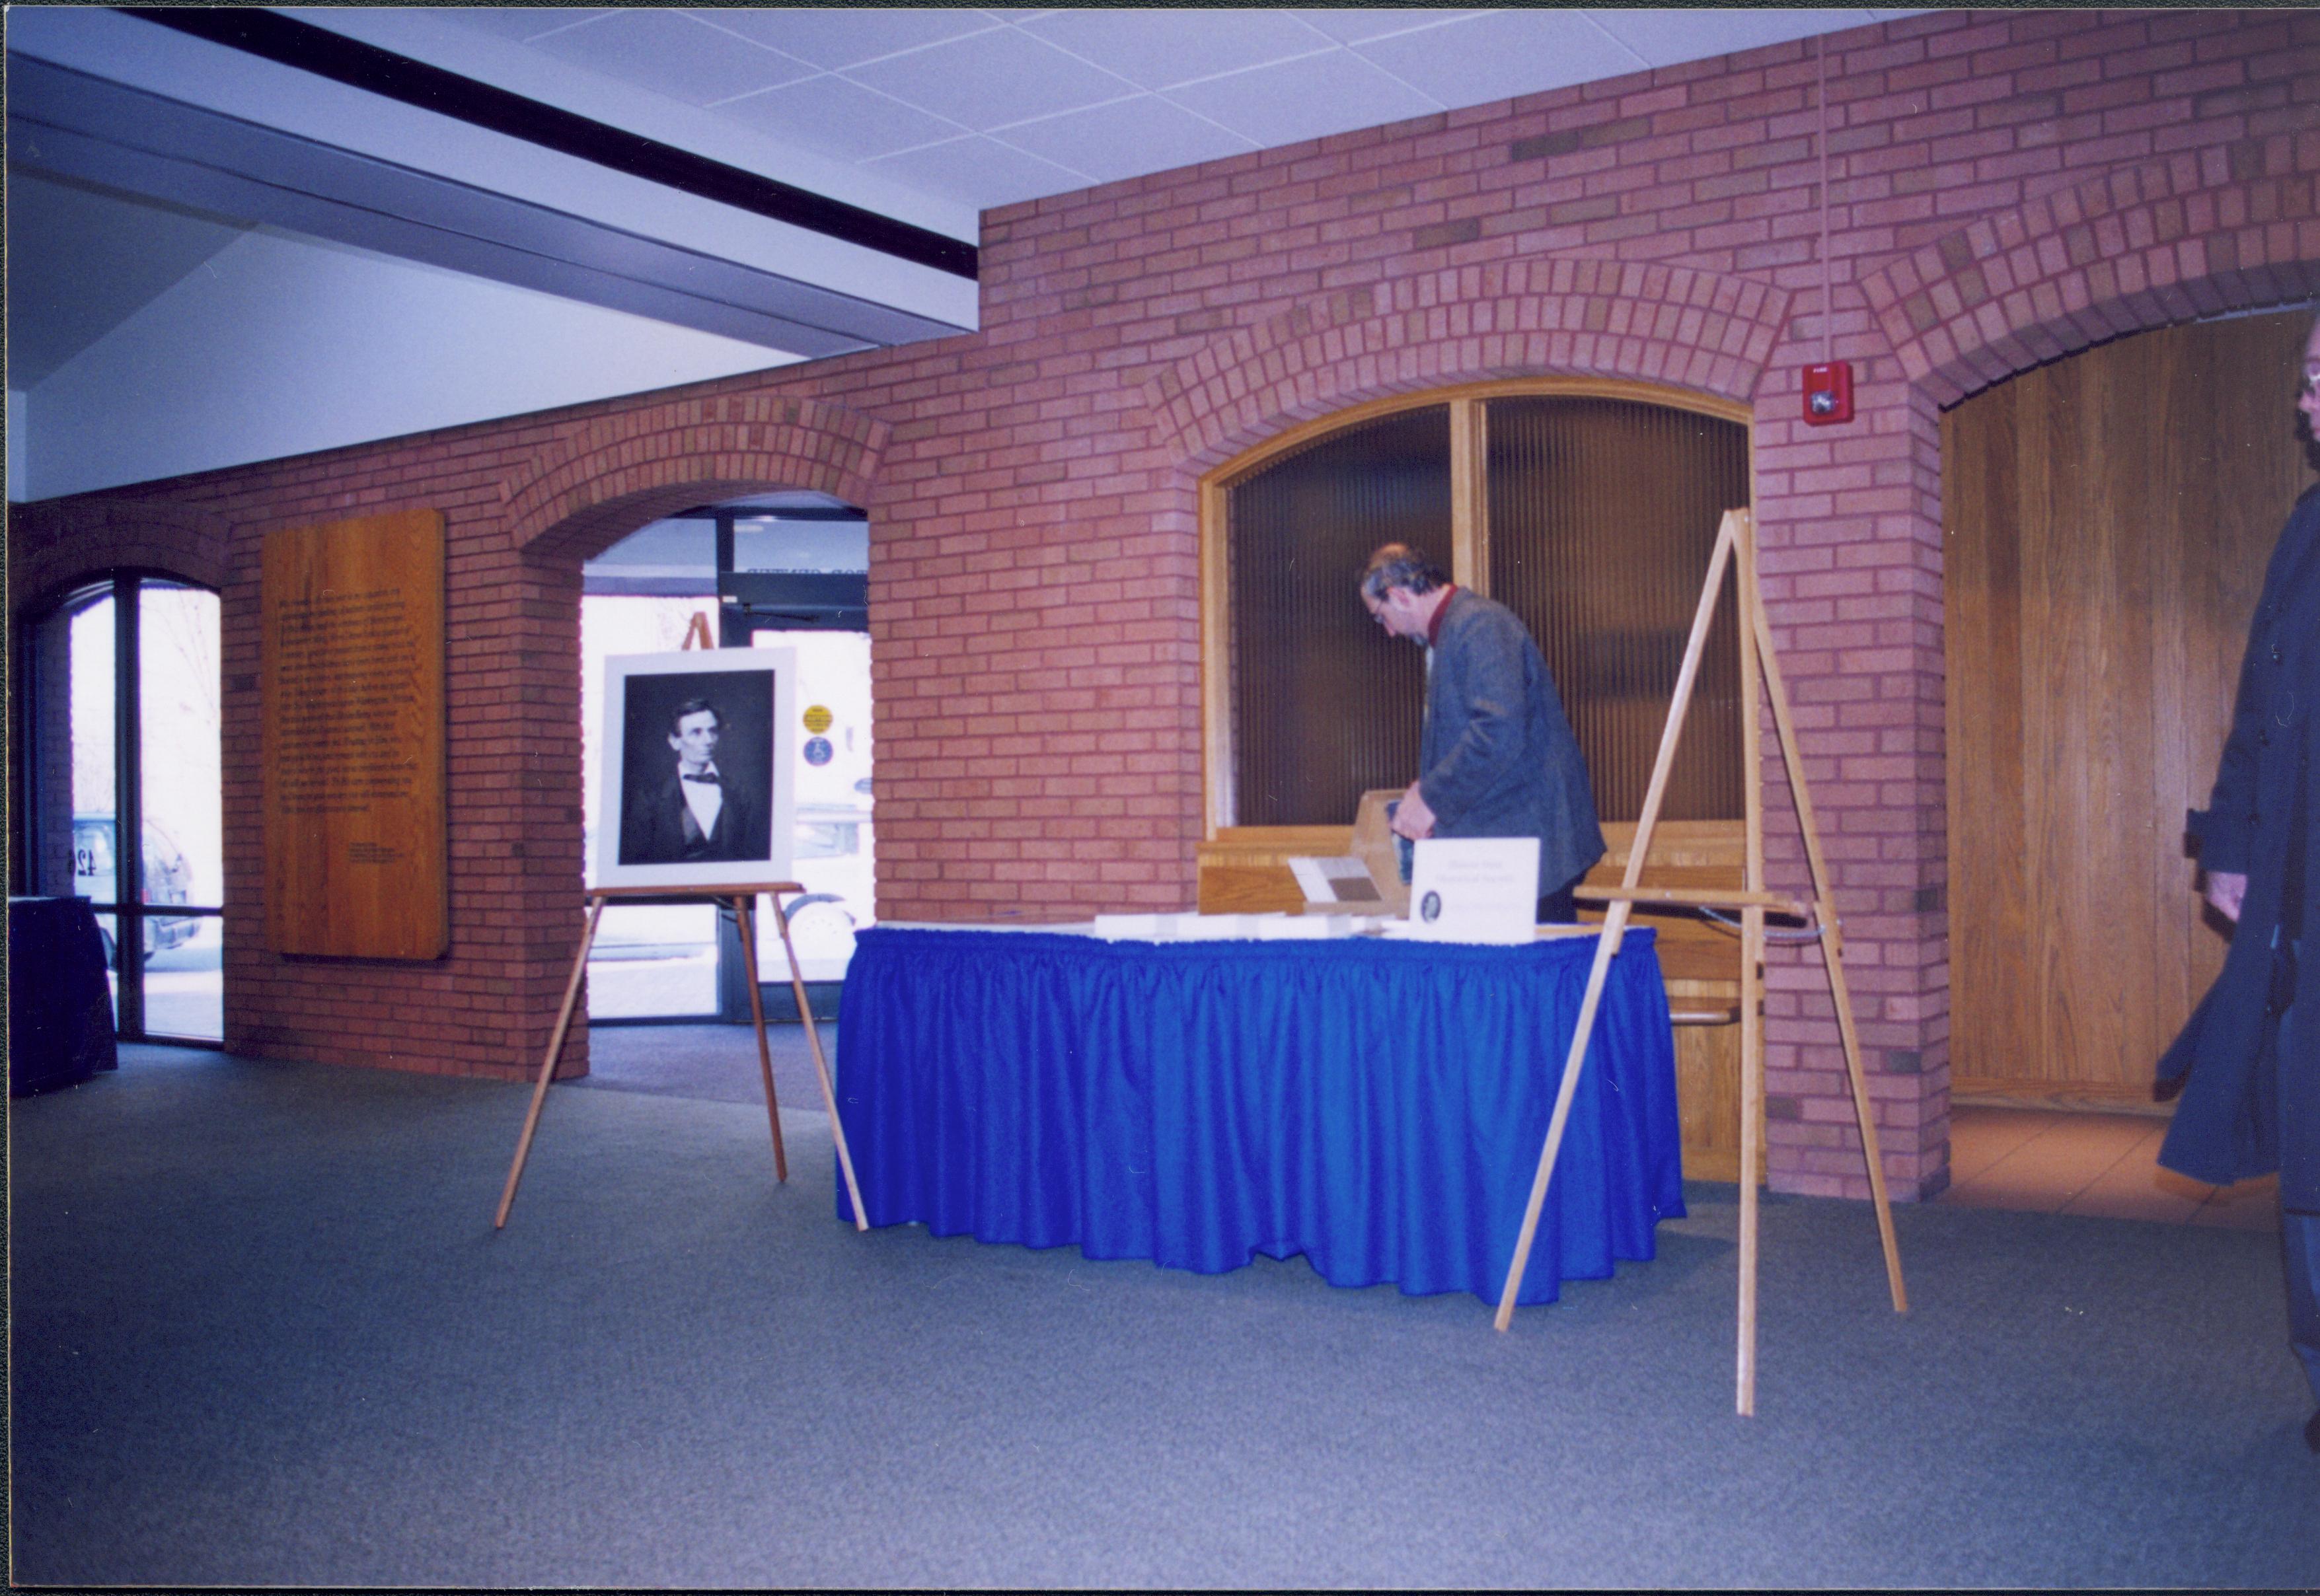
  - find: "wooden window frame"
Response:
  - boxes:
[1199,379,1753,837]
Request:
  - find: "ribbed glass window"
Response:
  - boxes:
[1227,407,1448,826]
[1221,393,1747,828]
[1487,398,1748,821]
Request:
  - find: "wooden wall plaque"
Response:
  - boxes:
[261,509,448,959]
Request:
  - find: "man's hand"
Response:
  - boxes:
[1391,781,1435,840]
[2204,869,2249,923]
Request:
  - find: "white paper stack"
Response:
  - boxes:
[1090,912,1367,942]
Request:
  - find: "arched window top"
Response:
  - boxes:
[1206,379,1751,494]
[1201,380,1751,834]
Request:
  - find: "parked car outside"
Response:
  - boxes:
[72,815,198,964]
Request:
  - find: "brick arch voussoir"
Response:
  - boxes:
[6,497,233,616]
[1148,267,1793,474]
[1865,139,2320,408]
[505,402,887,565]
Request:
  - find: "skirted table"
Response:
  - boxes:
[834,924,1684,1306]
[8,896,118,1097]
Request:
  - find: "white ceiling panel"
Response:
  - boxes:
[995,96,1259,187]
[525,11,815,109]
[1585,9,1886,67]
[428,8,617,47]
[1359,12,1647,108]
[715,74,967,162]
[866,135,1090,212]
[289,6,977,238]
[843,28,1141,133]
[707,8,1004,71]
[1286,9,1491,47]
[1164,48,1444,151]
[1022,9,1335,92]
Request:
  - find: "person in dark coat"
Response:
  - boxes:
[619,697,764,865]
[2155,314,2320,1453]
[1360,543,1605,921]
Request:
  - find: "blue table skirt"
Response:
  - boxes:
[835,926,1684,1306]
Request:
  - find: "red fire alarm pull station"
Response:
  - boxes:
[1803,361,1853,425]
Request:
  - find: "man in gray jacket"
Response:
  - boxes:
[1361,544,1605,921]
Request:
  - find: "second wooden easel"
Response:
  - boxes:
[1491,507,1908,1416]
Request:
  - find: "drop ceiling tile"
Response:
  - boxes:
[1162,50,1444,150]
[1584,8,1881,67]
[844,28,1142,133]
[429,8,618,45]
[994,96,1258,186]
[703,9,1003,71]
[1021,9,1334,92]
[526,11,816,108]
[866,135,1091,211]
[1359,11,1646,108]
[1285,9,1489,46]
[710,74,968,162]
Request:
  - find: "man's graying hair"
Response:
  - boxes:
[1361,544,1450,600]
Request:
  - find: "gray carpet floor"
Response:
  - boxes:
[576,1019,837,1109]
[11,1042,2320,1589]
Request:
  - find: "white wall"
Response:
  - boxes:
[15,226,796,502]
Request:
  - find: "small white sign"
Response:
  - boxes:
[1406,838,1540,943]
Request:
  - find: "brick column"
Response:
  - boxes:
[1751,351,1949,1202]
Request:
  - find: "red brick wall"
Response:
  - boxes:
[11,10,2316,1194]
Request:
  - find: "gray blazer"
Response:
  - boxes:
[1418,588,1606,897]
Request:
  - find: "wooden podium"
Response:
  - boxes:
[495,883,868,1232]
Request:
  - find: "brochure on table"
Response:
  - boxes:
[1286,854,1385,906]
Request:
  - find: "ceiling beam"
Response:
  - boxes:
[123,7,978,281]
[8,66,974,357]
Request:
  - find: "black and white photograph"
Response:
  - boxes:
[595,649,794,888]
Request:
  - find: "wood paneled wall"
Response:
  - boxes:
[1944,308,2315,1101]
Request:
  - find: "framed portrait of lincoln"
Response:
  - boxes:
[595,649,796,889]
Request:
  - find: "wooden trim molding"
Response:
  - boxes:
[1449,396,1486,591]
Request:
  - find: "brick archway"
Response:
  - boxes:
[504,395,888,565]
[1863,134,2320,407]
[1146,261,1791,472]
[6,497,233,618]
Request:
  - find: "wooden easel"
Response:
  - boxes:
[1491,507,1908,1416]
[494,883,870,1232]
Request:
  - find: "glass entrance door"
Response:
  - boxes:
[26,576,225,1042]
[577,494,872,1023]
[741,624,874,984]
